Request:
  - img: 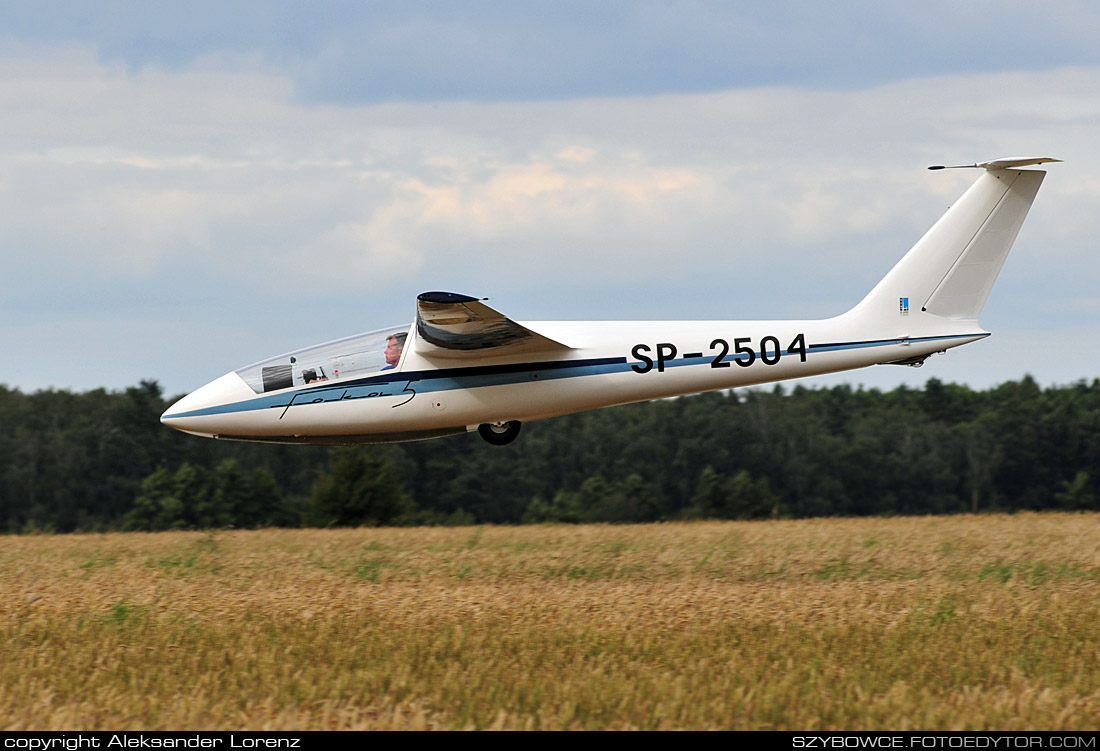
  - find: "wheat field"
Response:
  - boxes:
[2,513,1098,730]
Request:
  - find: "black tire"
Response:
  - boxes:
[477,420,522,446]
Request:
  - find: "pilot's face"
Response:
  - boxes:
[385,337,402,366]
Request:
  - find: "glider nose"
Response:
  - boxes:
[161,372,255,437]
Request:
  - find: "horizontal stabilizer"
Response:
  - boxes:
[928,157,1061,171]
[414,291,573,359]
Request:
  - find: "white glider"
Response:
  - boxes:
[161,157,1058,446]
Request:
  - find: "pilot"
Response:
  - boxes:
[382,332,407,370]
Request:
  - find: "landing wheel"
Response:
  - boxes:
[478,420,522,446]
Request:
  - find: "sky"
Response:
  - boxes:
[2,1,1099,398]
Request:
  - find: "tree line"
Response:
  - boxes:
[1,375,1096,533]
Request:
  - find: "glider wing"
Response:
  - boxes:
[413,292,573,359]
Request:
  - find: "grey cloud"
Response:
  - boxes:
[3,1,1100,103]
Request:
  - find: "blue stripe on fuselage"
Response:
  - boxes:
[168,333,987,419]
[639,332,987,371]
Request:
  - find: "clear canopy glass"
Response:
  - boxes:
[235,326,408,394]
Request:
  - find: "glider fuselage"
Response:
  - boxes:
[161,313,985,444]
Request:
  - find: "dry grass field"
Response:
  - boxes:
[2,513,1099,730]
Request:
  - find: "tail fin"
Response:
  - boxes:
[849,158,1057,323]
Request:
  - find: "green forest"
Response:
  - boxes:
[1,375,1097,533]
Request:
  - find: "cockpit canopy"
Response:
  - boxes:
[235,326,408,394]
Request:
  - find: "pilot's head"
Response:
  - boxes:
[385,332,407,366]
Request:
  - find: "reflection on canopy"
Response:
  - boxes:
[235,326,407,394]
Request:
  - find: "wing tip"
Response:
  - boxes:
[418,291,479,304]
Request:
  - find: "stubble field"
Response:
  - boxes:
[2,513,1099,730]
